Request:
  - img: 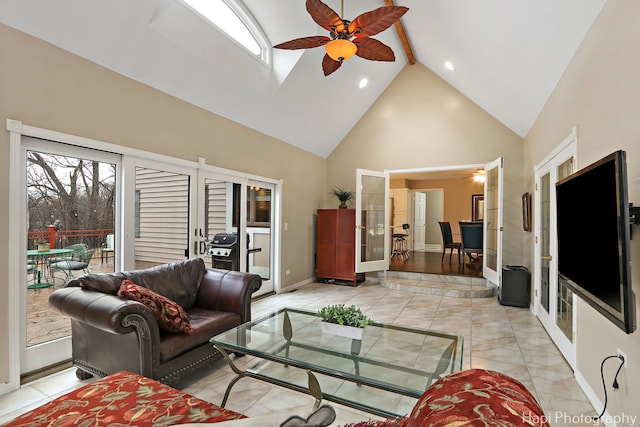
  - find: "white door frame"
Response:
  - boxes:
[20,137,122,374]
[388,163,486,259]
[356,169,390,273]
[412,191,427,251]
[482,157,504,286]
[409,188,444,253]
[533,128,578,368]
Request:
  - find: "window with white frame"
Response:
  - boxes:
[182,0,270,64]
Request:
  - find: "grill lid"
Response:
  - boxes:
[210,233,238,248]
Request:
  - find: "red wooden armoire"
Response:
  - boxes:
[316,209,363,285]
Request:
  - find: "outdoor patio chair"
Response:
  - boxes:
[27,259,37,284]
[50,248,95,282]
[101,234,114,263]
[47,243,88,264]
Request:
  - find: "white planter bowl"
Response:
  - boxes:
[320,322,365,340]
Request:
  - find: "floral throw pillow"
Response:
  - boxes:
[117,279,194,334]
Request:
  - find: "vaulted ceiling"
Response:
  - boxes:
[0,0,606,158]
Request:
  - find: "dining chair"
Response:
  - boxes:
[438,221,461,263]
[459,221,483,268]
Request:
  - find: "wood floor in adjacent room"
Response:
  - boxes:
[389,250,483,278]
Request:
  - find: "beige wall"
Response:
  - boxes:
[0,24,326,384]
[408,178,485,241]
[523,0,640,419]
[327,63,524,267]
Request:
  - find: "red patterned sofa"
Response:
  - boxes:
[343,369,550,427]
[2,369,549,427]
[1,371,245,427]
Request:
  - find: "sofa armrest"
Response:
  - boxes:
[49,287,159,337]
[196,269,262,323]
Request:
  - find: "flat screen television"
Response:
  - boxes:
[556,150,636,334]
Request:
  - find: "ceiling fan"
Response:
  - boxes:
[472,169,486,183]
[273,0,409,76]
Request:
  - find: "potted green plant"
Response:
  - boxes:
[36,239,50,252]
[318,304,371,339]
[329,185,354,209]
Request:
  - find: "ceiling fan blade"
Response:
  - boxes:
[307,0,346,34]
[348,6,409,37]
[355,37,396,62]
[322,54,342,76]
[274,36,331,50]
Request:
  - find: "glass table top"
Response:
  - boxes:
[211,307,464,416]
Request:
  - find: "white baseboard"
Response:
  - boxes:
[278,277,314,293]
[0,381,18,397]
[575,369,615,426]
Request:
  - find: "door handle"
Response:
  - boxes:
[541,255,552,260]
[199,241,206,255]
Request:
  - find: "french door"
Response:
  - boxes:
[483,157,504,286]
[534,134,577,368]
[355,169,390,273]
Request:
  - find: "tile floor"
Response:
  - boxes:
[0,281,599,426]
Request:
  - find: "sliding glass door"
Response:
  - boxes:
[21,137,119,374]
[246,180,274,296]
[195,172,275,296]
[10,121,281,384]
[132,166,192,269]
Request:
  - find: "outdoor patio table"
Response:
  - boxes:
[26,248,74,289]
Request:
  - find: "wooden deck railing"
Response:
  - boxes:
[27,227,114,250]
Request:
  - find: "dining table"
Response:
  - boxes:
[26,248,74,289]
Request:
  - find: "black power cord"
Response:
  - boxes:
[593,354,626,421]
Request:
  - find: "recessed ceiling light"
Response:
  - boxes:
[359,78,368,89]
[444,61,455,71]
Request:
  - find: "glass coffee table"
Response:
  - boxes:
[211,308,463,417]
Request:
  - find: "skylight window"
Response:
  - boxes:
[182,0,269,64]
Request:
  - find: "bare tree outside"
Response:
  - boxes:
[26,149,116,348]
[27,150,116,248]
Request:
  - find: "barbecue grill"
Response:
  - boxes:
[206,233,239,271]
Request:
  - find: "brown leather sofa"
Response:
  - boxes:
[49,258,262,385]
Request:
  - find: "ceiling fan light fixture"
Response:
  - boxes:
[325,39,357,62]
[473,170,485,183]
